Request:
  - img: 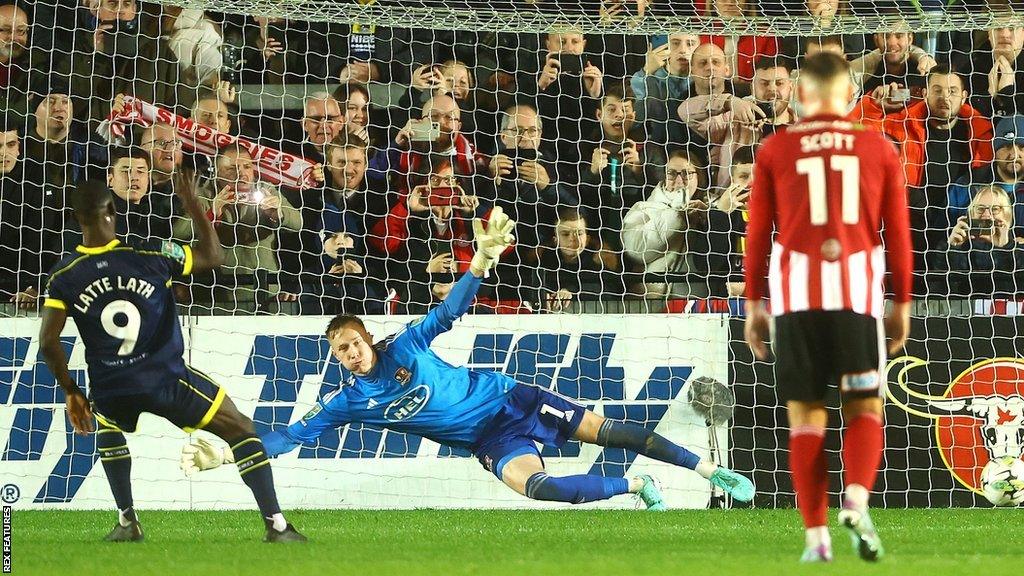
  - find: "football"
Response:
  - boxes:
[981,456,1024,507]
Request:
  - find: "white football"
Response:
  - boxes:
[981,456,1024,507]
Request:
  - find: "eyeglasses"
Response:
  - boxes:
[141,139,181,150]
[429,174,459,186]
[428,111,461,123]
[508,126,540,137]
[974,204,1006,214]
[666,169,698,180]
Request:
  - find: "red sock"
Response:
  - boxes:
[789,425,828,529]
[842,413,884,490]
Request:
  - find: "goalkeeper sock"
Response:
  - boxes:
[595,419,700,470]
[789,424,828,529]
[230,435,283,523]
[525,472,629,504]
[842,413,884,507]
[96,428,134,522]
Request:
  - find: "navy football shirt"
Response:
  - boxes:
[43,239,193,398]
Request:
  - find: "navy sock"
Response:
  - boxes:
[524,472,629,504]
[96,428,134,521]
[595,419,700,470]
[230,435,282,518]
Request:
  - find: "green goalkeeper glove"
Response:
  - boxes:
[470,205,516,274]
[180,438,235,477]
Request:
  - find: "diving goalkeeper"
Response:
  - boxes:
[181,207,754,508]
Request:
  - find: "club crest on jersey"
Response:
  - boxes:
[395,366,412,385]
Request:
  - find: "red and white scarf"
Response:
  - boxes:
[100,96,319,189]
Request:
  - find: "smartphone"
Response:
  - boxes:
[235,182,271,204]
[890,88,911,103]
[651,34,669,49]
[427,186,461,207]
[556,53,584,76]
[409,119,441,142]
[969,217,994,236]
[506,148,538,182]
[756,100,776,120]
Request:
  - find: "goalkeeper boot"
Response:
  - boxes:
[799,544,833,563]
[838,501,884,562]
[635,474,667,511]
[103,520,144,543]
[264,519,308,543]
[709,467,755,503]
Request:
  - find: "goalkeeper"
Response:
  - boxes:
[182,207,754,508]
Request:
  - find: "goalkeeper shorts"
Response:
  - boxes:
[471,383,586,480]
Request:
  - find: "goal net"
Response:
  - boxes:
[0,0,1022,510]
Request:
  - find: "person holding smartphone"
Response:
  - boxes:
[940,185,1024,297]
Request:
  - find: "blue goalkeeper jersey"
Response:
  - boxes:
[262,273,518,456]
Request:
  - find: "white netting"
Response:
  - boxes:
[1,0,1022,511]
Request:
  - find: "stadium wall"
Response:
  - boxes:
[0,315,728,510]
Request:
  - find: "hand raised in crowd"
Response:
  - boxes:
[990,56,1016,97]
[339,61,378,84]
[643,43,670,75]
[518,160,550,189]
[426,252,457,273]
[729,97,767,126]
[259,192,282,213]
[93,21,114,53]
[621,140,641,170]
[412,64,445,92]
[216,80,237,104]
[408,185,432,213]
[589,147,611,176]
[583,61,604,98]
[538,54,561,91]
[458,193,480,216]
[916,53,938,75]
[212,185,237,220]
[395,119,416,149]
[10,286,38,310]
[949,215,1012,248]
[323,232,355,259]
[489,153,514,184]
[110,93,130,116]
[546,288,574,313]
[312,163,325,184]
[329,259,364,275]
[717,182,751,214]
[599,0,626,22]
[255,17,284,60]
[871,82,911,113]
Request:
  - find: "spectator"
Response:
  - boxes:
[621,148,710,298]
[790,36,862,119]
[390,93,490,195]
[138,122,186,197]
[295,92,343,164]
[850,28,936,107]
[631,33,700,147]
[107,146,174,243]
[677,43,758,185]
[176,144,303,304]
[402,59,498,149]
[72,0,196,128]
[23,82,89,188]
[691,145,756,298]
[700,0,779,82]
[960,24,1024,119]
[487,104,562,252]
[188,86,237,185]
[580,84,663,250]
[0,4,58,117]
[938,185,1024,297]
[949,115,1024,237]
[0,117,59,307]
[534,207,626,312]
[529,31,605,180]
[778,2,866,59]
[282,136,387,314]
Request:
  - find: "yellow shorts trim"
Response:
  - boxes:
[183,385,226,433]
[94,412,124,432]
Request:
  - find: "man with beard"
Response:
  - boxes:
[853,28,933,103]
[948,115,1024,238]
[959,24,1024,119]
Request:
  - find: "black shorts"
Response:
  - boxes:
[773,310,884,403]
[91,365,225,433]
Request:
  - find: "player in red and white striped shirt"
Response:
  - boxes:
[743,52,912,563]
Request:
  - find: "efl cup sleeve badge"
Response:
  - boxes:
[395,367,412,385]
[887,356,1024,495]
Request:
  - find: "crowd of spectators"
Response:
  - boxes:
[2,0,1024,315]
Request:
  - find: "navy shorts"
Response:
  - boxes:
[472,384,586,480]
[91,365,226,433]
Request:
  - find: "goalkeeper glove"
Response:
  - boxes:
[180,438,235,477]
[470,205,516,274]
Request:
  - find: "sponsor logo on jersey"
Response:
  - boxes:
[395,367,412,385]
[384,385,430,422]
[889,356,1024,495]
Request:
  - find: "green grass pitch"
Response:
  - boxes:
[12,509,1024,575]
